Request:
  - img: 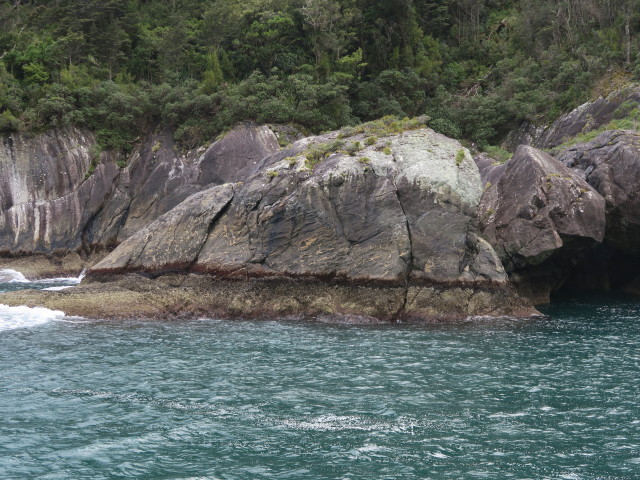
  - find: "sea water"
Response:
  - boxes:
[0,274,639,479]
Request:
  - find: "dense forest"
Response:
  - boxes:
[1,0,639,154]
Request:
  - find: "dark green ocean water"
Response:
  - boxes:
[1,277,639,479]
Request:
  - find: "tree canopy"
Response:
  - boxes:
[1,0,639,151]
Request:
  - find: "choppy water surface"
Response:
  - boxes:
[1,282,639,480]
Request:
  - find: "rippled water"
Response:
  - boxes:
[1,279,639,479]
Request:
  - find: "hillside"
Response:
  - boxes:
[1,0,639,155]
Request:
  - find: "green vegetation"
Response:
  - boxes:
[304,139,346,169]
[345,141,361,156]
[549,104,640,153]
[483,145,512,163]
[285,156,299,167]
[84,143,102,178]
[455,149,466,166]
[1,0,639,152]
[339,115,428,139]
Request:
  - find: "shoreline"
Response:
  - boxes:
[0,268,539,323]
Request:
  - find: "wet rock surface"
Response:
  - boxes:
[87,128,533,320]
[478,145,607,303]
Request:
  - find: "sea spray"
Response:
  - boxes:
[0,269,30,283]
[0,268,81,329]
[0,304,66,331]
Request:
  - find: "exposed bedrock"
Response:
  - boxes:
[557,130,640,256]
[0,124,280,259]
[88,128,534,321]
[478,145,607,303]
[504,85,640,150]
[83,124,280,248]
[198,123,280,186]
[0,127,120,255]
[6,118,638,318]
[473,152,508,189]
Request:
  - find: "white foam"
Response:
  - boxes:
[0,269,30,283]
[0,304,66,331]
[0,268,86,285]
[39,269,86,285]
[280,414,418,433]
[42,286,74,291]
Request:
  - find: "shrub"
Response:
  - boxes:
[304,139,345,169]
[483,145,512,163]
[0,110,20,132]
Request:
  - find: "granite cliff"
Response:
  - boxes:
[1,104,639,321]
[0,124,278,275]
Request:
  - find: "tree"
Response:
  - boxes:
[201,49,224,93]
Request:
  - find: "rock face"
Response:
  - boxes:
[504,85,640,150]
[473,152,508,189]
[6,117,637,320]
[198,125,280,186]
[0,124,280,255]
[557,130,640,256]
[89,128,534,321]
[478,145,607,302]
[94,184,235,273]
[88,124,280,247]
[0,128,120,254]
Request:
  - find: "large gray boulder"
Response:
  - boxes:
[557,130,640,256]
[93,184,235,273]
[95,128,500,284]
[90,127,534,321]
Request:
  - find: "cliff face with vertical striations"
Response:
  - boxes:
[0,124,279,258]
[0,128,120,254]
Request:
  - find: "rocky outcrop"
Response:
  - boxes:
[557,130,640,256]
[478,145,606,303]
[0,124,280,256]
[473,152,508,189]
[198,125,279,186]
[504,85,640,150]
[0,127,120,254]
[87,124,280,247]
[93,184,235,273]
[5,117,637,320]
[86,127,534,321]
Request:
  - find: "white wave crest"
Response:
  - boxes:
[39,268,86,285]
[42,286,74,292]
[0,269,30,283]
[0,304,66,332]
[0,268,86,285]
